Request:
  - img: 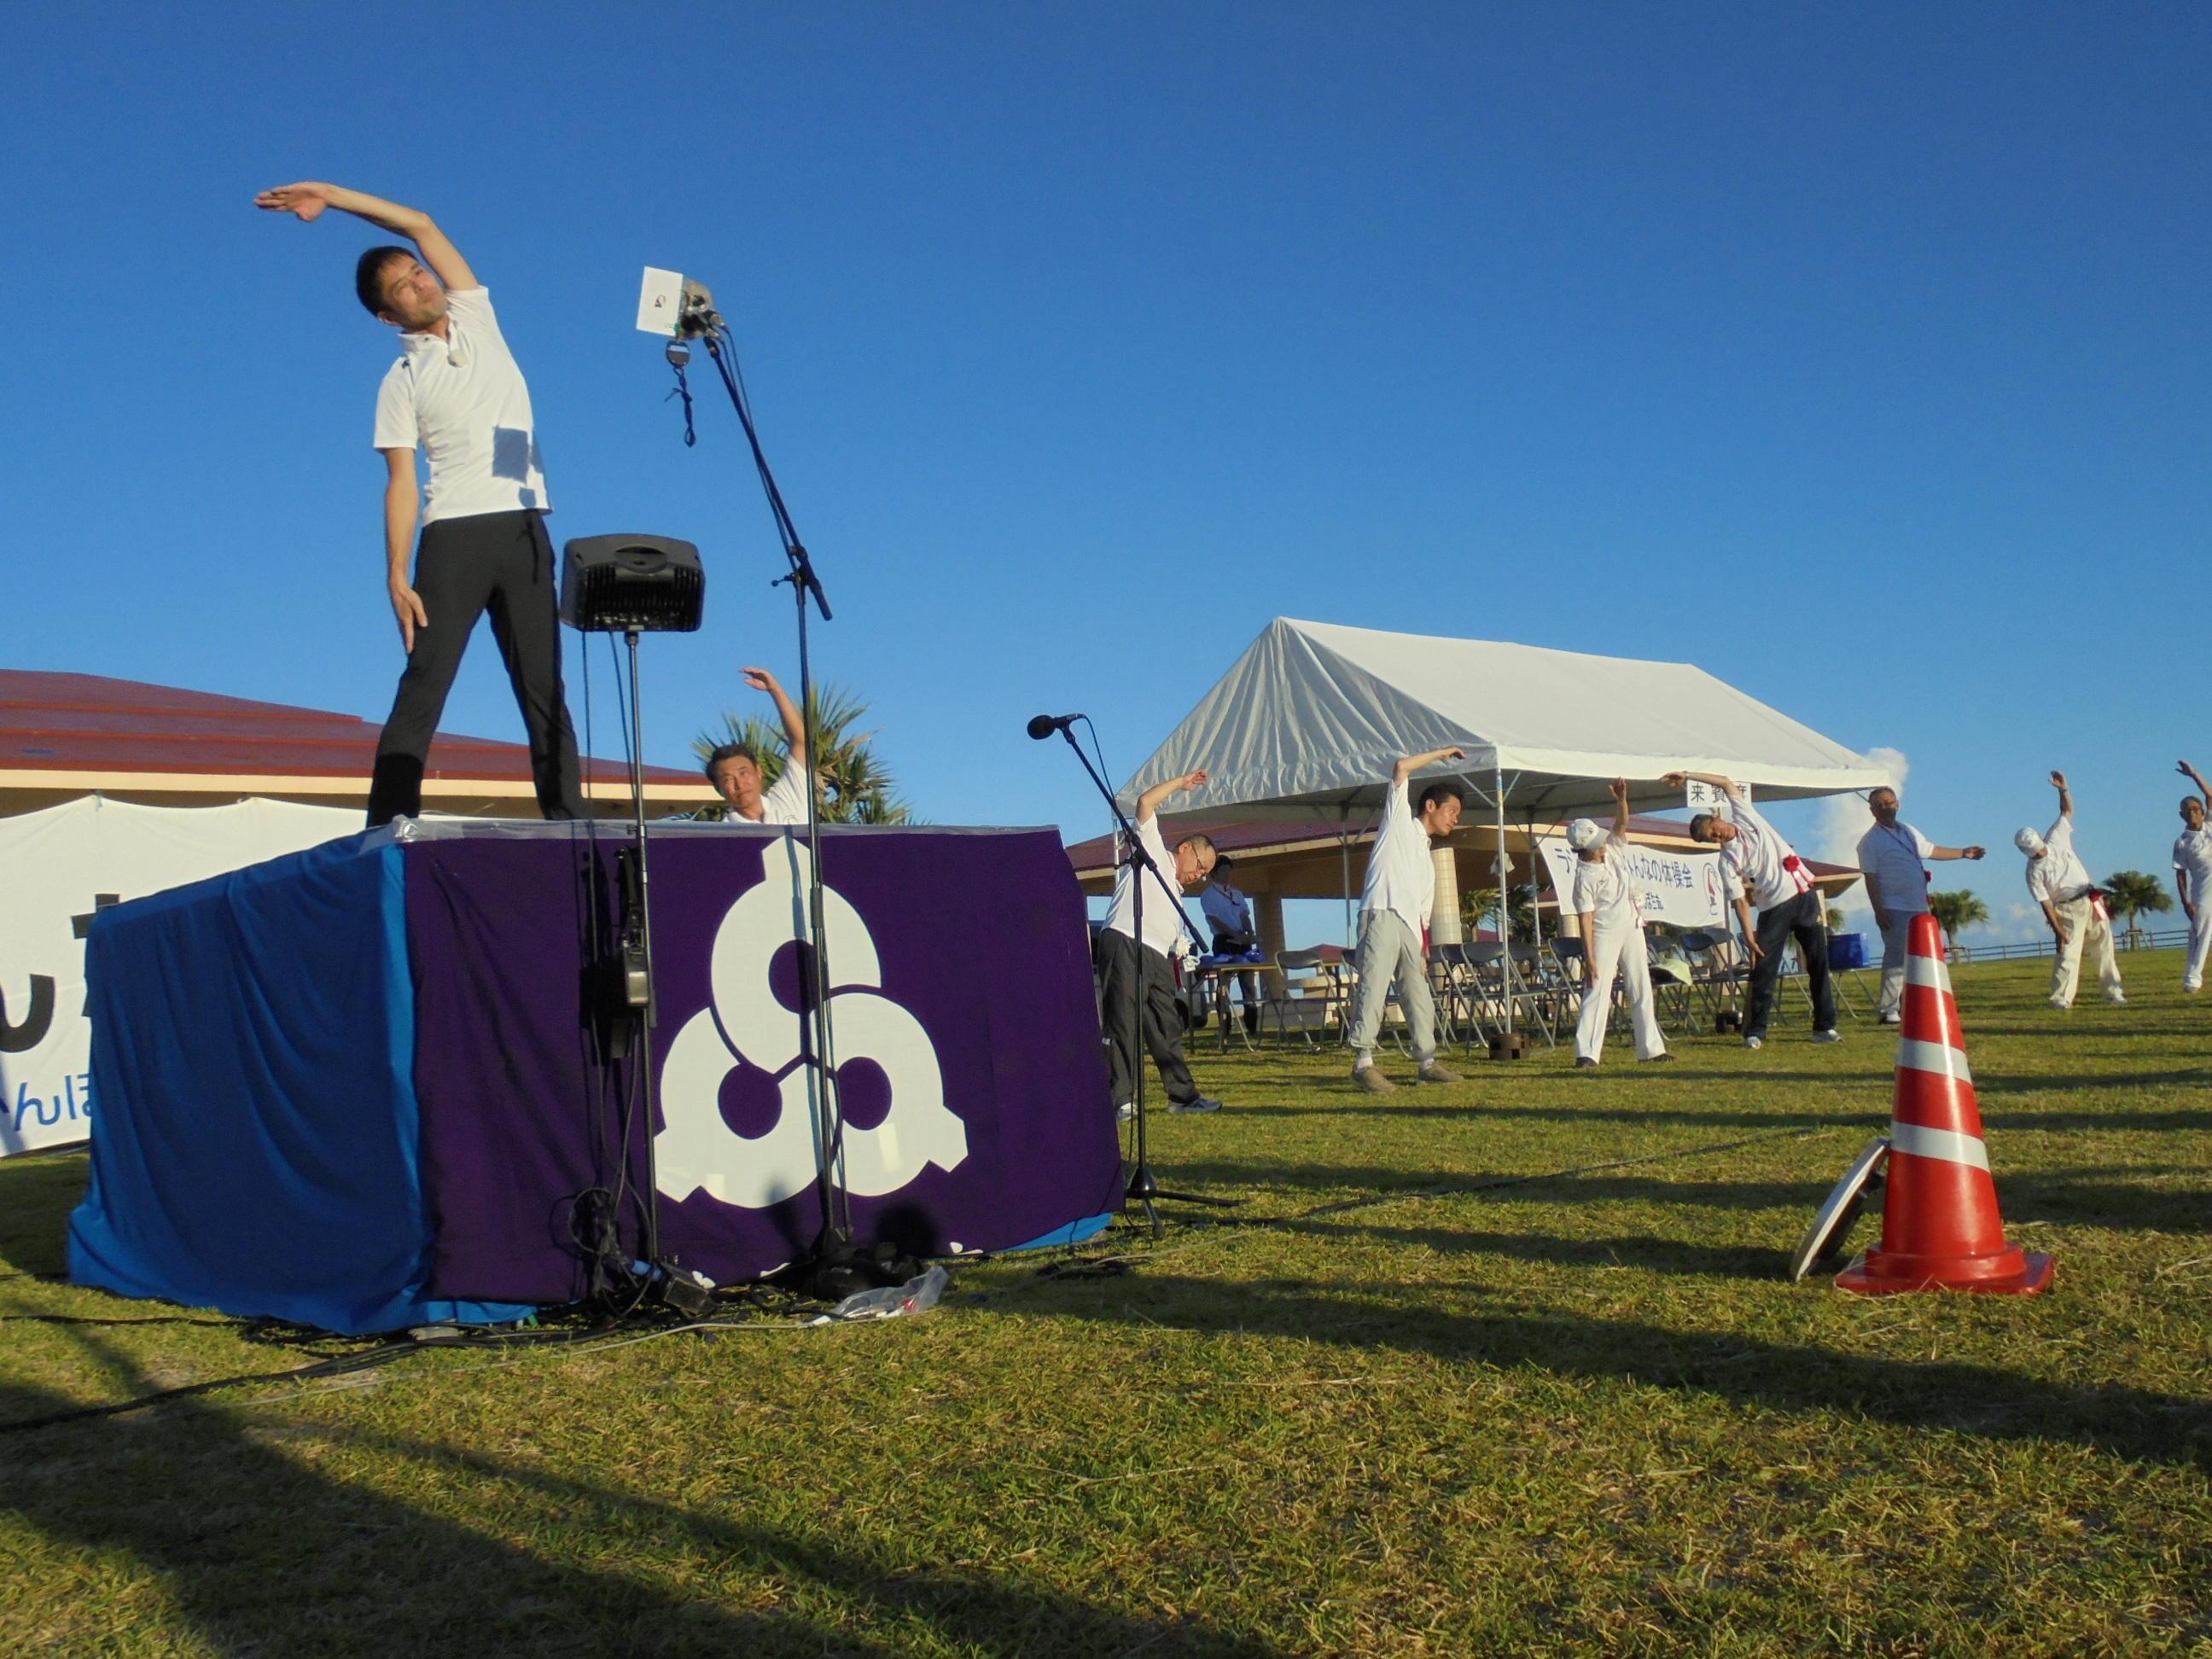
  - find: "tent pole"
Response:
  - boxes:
[1340,806,1353,950]
[1496,765,1514,1034]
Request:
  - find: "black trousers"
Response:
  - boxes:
[366,509,585,827]
[1094,930,1199,1109]
[1743,888,1837,1039]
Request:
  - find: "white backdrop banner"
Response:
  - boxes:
[0,797,359,1156]
[1536,835,1730,931]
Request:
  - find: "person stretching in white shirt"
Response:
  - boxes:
[2015,770,2124,1010]
[1666,771,1840,1050]
[1856,787,1985,1024]
[704,667,815,826]
[259,181,584,828]
[1348,748,1467,1093]
[2172,760,2212,993]
[1096,771,1222,1119]
[1568,778,1674,1069]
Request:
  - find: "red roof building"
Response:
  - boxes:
[0,670,717,818]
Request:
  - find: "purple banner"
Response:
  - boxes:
[405,824,1121,1302]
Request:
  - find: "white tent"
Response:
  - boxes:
[1121,618,1893,819]
[1,796,360,1157]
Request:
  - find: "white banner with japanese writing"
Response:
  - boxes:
[1535,835,1731,931]
[1,797,358,1155]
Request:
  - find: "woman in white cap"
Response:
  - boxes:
[2018,769,2124,1010]
[1568,778,1674,1069]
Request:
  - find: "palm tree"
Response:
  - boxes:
[1926,890,1990,959]
[1461,884,1538,940]
[2101,870,2173,946]
[692,681,915,825]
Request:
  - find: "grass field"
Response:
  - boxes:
[1,952,2207,1656]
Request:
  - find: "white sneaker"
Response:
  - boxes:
[1115,1102,1135,1123]
[2048,998,2071,1011]
[2105,994,2128,1005]
[1812,1029,1842,1045]
[1743,1035,1764,1051]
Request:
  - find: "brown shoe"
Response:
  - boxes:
[1352,1064,1396,1094]
[1415,1060,1461,1085]
[1642,1052,1677,1063]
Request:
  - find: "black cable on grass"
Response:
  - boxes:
[0,1289,829,1437]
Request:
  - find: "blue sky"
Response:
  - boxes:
[6,3,2207,945]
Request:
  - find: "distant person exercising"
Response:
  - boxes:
[1856,786,1985,1024]
[1096,771,1222,1120]
[1567,779,1673,1069]
[2172,760,2211,993]
[2016,770,2124,1010]
[258,181,584,828]
[704,667,813,825]
[1666,771,1839,1050]
[1348,748,1467,1093]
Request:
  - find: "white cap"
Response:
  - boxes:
[2014,827,2045,856]
[1566,818,1606,853]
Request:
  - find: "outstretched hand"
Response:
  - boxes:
[740,666,780,696]
[256,182,333,221]
[1179,769,1209,791]
[2049,769,2068,789]
[1660,771,1685,789]
[2180,760,2203,781]
[1610,777,1631,802]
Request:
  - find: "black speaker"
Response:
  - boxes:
[561,535,706,632]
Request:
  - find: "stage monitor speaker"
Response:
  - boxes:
[561,535,706,633]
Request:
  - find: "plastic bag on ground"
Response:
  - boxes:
[828,1263,950,1323]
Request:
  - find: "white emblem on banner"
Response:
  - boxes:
[655,840,969,1209]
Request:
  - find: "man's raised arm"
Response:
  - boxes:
[1136,771,1208,827]
[2181,760,2211,812]
[2050,769,2073,822]
[1662,770,1745,805]
[1392,746,1466,786]
[742,668,807,772]
[256,182,477,292]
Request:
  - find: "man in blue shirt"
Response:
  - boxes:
[1199,857,1262,1037]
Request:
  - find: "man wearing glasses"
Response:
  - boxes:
[1096,770,1223,1120]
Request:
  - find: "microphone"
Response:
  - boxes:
[678,279,723,338]
[1027,713,1082,740]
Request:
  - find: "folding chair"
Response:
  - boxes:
[1259,947,1349,1047]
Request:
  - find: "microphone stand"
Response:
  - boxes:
[695,321,863,1293]
[1045,721,1242,1239]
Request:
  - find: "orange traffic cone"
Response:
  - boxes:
[1837,914,2053,1295]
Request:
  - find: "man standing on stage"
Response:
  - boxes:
[1666,771,1839,1050]
[1348,748,1467,1093]
[704,667,815,826]
[1097,770,1222,1120]
[1567,779,1673,1069]
[2175,760,2212,994]
[1856,786,1985,1024]
[258,181,584,828]
[2017,769,2125,1010]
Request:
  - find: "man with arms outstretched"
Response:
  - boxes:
[1097,771,1222,1121]
[2016,769,2124,1010]
[1666,771,1839,1051]
[1856,786,1985,1024]
[705,667,816,825]
[259,181,584,828]
[1348,748,1466,1092]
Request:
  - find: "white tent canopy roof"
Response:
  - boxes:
[1121,618,1893,820]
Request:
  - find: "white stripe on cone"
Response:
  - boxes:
[1904,953,1953,992]
[1895,1038,1973,1085]
[1889,1121,1992,1172]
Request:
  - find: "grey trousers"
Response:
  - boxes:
[1874,910,1918,1019]
[1347,910,1436,1063]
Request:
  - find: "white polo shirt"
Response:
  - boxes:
[1360,777,1436,936]
[1103,814,1194,956]
[726,767,809,828]
[373,287,550,525]
[1571,836,1643,929]
[2026,816,2095,906]
[2173,827,2212,899]
[1718,796,1813,913]
[1857,821,1936,915]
